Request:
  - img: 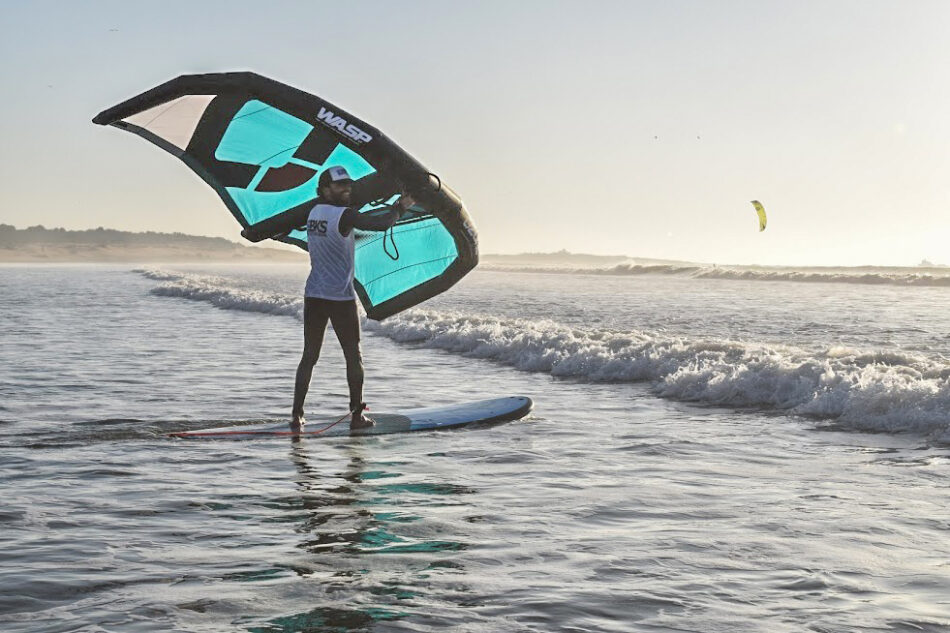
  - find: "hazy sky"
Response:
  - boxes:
[2,0,948,265]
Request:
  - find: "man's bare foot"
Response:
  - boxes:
[290,415,305,434]
[350,412,375,430]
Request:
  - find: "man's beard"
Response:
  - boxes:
[330,191,351,205]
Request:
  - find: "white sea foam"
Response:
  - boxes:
[138,268,950,440]
[482,263,950,287]
[137,267,303,318]
[133,268,189,282]
[369,310,950,438]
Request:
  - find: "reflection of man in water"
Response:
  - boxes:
[288,441,370,554]
[291,166,414,433]
[285,441,472,625]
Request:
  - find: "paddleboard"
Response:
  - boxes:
[169,396,533,439]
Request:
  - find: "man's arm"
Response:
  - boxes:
[339,195,415,236]
[240,205,310,242]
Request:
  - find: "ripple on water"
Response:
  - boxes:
[2,266,950,632]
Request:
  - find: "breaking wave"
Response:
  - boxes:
[135,268,302,318]
[482,263,950,287]
[135,268,950,441]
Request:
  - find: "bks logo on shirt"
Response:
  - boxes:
[308,219,328,235]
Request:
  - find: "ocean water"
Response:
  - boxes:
[1,263,949,632]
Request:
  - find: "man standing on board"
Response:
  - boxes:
[264,165,414,432]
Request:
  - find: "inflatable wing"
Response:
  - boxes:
[93,72,478,320]
[751,200,767,232]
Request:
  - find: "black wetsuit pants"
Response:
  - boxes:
[292,297,363,417]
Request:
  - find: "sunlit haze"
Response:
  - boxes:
[2,0,948,266]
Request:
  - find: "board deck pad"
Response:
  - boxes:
[169,396,533,439]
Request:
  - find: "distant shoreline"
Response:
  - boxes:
[0,225,945,269]
[0,224,301,263]
[0,244,302,263]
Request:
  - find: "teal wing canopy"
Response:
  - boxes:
[93,72,478,320]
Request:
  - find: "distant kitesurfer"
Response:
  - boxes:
[242,165,414,432]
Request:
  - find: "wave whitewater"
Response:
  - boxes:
[136,268,950,441]
[482,262,950,287]
[137,268,302,318]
